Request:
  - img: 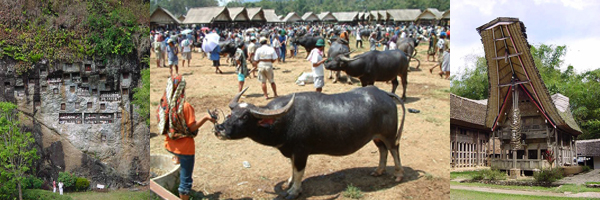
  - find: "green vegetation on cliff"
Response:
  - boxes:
[0,0,149,74]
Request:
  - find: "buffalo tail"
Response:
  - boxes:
[385,92,405,146]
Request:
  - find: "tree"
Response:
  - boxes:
[133,69,150,126]
[0,102,39,200]
[450,56,489,100]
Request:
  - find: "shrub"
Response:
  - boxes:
[58,172,77,190]
[23,189,72,200]
[342,184,364,199]
[582,165,591,173]
[534,168,563,183]
[22,176,44,189]
[75,177,90,191]
[471,170,506,181]
[484,169,507,181]
[472,171,484,181]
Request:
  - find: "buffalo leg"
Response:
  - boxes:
[370,139,388,177]
[285,154,307,199]
[329,70,334,80]
[391,78,399,94]
[389,145,404,182]
[400,74,407,100]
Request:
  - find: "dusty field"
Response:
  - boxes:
[149,38,450,199]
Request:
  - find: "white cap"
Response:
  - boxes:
[250,36,256,41]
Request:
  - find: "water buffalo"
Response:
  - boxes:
[291,36,324,58]
[219,41,237,66]
[397,37,421,69]
[214,86,405,199]
[359,29,372,39]
[327,39,352,84]
[325,49,409,100]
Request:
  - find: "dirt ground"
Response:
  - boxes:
[149,39,450,199]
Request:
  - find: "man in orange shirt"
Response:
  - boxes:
[157,75,215,200]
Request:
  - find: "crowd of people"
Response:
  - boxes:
[152,22,450,200]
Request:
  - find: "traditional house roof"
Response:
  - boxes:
[246,7,266,21]
[150,6,181,25]
[370,10,382,21]
[282,12,302,23]
[387,9,422,22]
[477,17,582,136]
[576,139,600,157]
[263,9,281,23]
[376,10,391,21]
[417,8,443,20]
[183,7,230,24]
[442,10,450,20]
[228,7,249,21]
[177,15,186,22]
[332,12,358,22]
[451,93,488,130]
[302,12,319,21]
[318,12,337,21]
[358,12,364,20]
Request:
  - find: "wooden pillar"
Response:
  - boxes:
[477,132,480,167]
[537,144,541,161]
[554,128,558,167]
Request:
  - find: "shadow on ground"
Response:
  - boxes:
[265,166,423,199]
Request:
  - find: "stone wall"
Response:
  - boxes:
[0,58,149,188]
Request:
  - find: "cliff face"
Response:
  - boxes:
[0,58,149,188]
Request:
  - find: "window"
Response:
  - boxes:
[101,132,106,142]
[87,102,92,108]
[53,88,59,94]
[70,86,75,92]
[61,103,66,110]
[123,73,130,79]
[92,89,98,95]
[116,112,121,118]
[105,84,110,89]
[85,64,92,71]
[122,88,128,95]
[63,74,70,79]
[75,102,80,109]
[100,103,106,110]
[4,82,9,86]
[83,77,88,83]
[100,74,107,80]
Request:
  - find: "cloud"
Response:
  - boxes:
[457,0,507,16]
[533,0,594,10]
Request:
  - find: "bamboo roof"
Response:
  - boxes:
[183,7,230,24]
[451,93,488,129]
[228,7,250,21]
[387,9,422,22]
[417,8,443,20]
[302,12,320,21]
[150,6,181,24]
[263,9,281,23]
[370,10,382,21]
[332,12,358,22]
[442,10,450,20]
[477,17,582,136]
[318,12,337,21]
[576,139,600,157]
[282,12,302,22]
[246,8,266,21]
[376,10,391,21]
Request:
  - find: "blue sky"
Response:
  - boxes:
[452,0,600,75]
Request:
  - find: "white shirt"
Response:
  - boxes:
[307,48,324,76]
[389,41,397,50]
[254,44,278,61]
[271,38,281,48]
[180,39,191,52]
[356,30,361,40]
[437,39,446,51]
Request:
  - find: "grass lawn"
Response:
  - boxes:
[451,181,600,194]
[450,171,483,180]
[66,190,155,200]
[451,189,592,200]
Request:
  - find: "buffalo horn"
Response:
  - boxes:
[249,94,295,119]
[229,87,249,109]
[339,55,357,62]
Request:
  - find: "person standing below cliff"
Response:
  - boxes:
[156,75,216,200]
[166,38,179,78]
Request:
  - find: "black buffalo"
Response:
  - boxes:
[327,39,352,84]
[397,37,421,69]
[214,86,405,199]
[325,49,409,100]
[291,36,324,58]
